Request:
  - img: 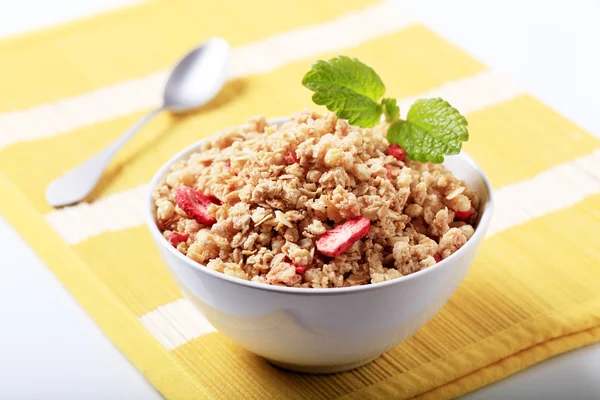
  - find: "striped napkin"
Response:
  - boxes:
[1,1,599,398]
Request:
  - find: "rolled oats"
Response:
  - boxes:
[153,111,479,288]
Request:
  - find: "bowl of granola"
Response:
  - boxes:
[146,56,493,373]
[146,109,493,373]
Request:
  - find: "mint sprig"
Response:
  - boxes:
[302,56,469,163]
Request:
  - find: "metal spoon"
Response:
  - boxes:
[46,37,231,207]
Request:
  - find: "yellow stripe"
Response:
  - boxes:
[0,26,484,214]
[416,326,600,400]
[0,0,375,111]
[73,226,183,314]
[464,95,600,187]
[0,171,208,399]
[175,333,367,399]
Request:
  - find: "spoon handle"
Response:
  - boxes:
[45,107,163,207]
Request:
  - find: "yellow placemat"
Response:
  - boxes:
[1,1,599,398]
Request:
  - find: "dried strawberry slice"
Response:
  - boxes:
[284,151,299,165]
[454,207,474,222]
[316,216,371,257]
[168,231,189,247]
[283,257,307,275]
[384,164,392,179]
[433,253,442,263]
[386,144,406,161]
[294,264,307,274]
[207,194,222,205]
[175,186,217,225]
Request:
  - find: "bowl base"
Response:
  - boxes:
[265,355,380,374]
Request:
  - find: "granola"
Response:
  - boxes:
[153,111,479,288]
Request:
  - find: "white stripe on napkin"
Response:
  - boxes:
[139,298,216,350]
[0,1,415,150]
[487,148,600,236]
[45,184,149,244]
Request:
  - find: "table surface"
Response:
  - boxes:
[1,1,599,399]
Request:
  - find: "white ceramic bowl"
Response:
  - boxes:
[146,118,494,373]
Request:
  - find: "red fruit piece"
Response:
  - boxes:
[384,164,392,179]
[168,231,189,247]
[175,186,217,225]
[284,151,299,165]
[316,216,371,257]
[454,207,474,222]
[386,144,406,161]
[207,194,222,205]
[283,257,307,274]
[433,253,442,263]
[295,264,307,274]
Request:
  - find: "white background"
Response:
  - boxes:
[1,0,599,399]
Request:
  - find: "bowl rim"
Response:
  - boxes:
[145,117,494,296]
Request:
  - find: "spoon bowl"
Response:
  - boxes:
[164,37,230,112]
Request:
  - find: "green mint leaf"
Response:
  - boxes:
[302,56,385,127]
[311,91,382,128]
[381,98,400,122]
[302,56,385,101]
[387,98,468,163]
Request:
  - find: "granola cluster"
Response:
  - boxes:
[153,111,479,288]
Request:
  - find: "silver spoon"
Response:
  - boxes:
[46,37,231,207]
